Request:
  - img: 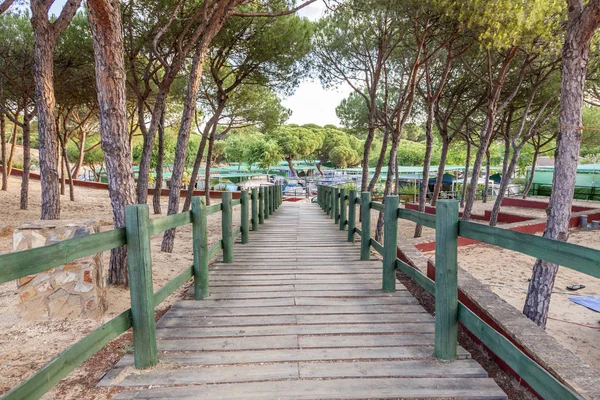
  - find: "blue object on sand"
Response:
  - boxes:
[569,295,600,312]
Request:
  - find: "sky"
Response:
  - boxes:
[42,0,352,126]
[281,1,353,127]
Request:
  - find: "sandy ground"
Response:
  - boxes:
[415,199,600,372]
[0,176,241,398]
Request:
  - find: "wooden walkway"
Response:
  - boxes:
[103,202,506,399]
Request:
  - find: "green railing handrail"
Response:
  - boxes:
[316,185,585,400]
[1,184,284,400]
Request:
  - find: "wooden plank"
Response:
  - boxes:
[158,335,298,351]
[148,211,192,235]
[110,363,299,387]
[339,187,346,230]
[258,187,264,224]
[206,203,221,215]
[118,346,439,366]
[398,207,436,228]
[230,198,241,207]
[251,188,258,231]
[347,189,357,242]
[158,315,297,327]
[360,192,371,260]
[369,238,384,255]
[298,334,436,348]
[241,190,249,243]
[435,200,459,360]
[172,298,295,308]
[155,323,434,338]
[211,280,388,287]
[396,259,436,295]
[113,377,507,399]
[370,201,384,212]
[165,304,426,317]
[458,304,582,400]
[208,240,222,259]
[459,220,600,278]
[153,266,193,306]
[299,360,486,378]
[192,197,209,299]
[383,195,399,292]
[295,313,432,324]
[2,309,132,400]
[294,297,418,306]
[188,290,412,300]
[0,227,125,284]
[125,204,157,369]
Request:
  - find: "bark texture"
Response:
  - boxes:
[88,0,136,286]
[523,0,600,327]
[30,0,81,219]
[162,43,210,253]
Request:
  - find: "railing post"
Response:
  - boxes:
[339,188,346,230]
[382,195,399,292]
[360,192,371,261]
[271,185,275,213]
[348,190,357,242]
[241,190,249,244]
[251,188,258,231]
[259,187,264,224]
[435,200,459,360]
[191,196,209,300]
[326,188,331,216]
[221,192,234,263]
[125,204,157,369]
[264,186,270,219]
[334,188,340,224]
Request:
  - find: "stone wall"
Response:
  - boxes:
[13,220,107,320]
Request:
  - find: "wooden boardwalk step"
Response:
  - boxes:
[112,377,506,399]
[101,202,506,400]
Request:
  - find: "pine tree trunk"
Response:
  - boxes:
[204,133,216,206]
[162,43,209,253]
[71,130,86,180]
[523,148,539,198]
[20,117,30,210]
[61,139,75,201]
[483,149,491,203]
[136,87,169,204]
[361,122,377,191]
[460,139,471,208]
[153,112,165,215]
[7,121,17,178]
[0,109,6,191]
[415,103,434,238]
[431,135,449,207]
[287,156,298,177]
[490,148,520,226]
[88,0,137,286]
[375,131,400,242]
[523,6,600,327]
[32,28,61,219]
[182,128,212,212]
[462,116,493,219]
[367,126,390,192]
[60,148,66,196]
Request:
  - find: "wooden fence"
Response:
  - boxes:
[317,185,594,400]
[0,185,283,399]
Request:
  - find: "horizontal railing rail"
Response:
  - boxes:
[316,185,586,400]
[0,185,283,400]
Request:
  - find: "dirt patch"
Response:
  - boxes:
[397,270,537,400]
[0,176,241,398]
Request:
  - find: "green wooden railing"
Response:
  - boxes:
[317,185,592,400]
[0,185,283,400]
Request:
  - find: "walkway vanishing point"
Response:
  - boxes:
[101,202,507,399]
